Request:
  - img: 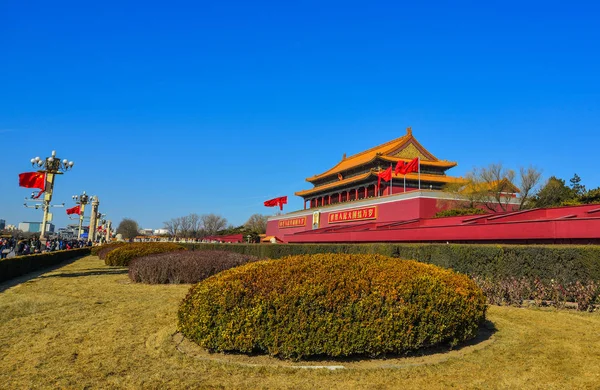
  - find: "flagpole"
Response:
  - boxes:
[389,163,393,196]
[418,157,421,190]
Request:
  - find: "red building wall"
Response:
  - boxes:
[266,197,600,244]
[266,195,442,239]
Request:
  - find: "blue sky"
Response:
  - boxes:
[1,1,599,230]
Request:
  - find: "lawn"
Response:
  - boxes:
[0,255,599,389]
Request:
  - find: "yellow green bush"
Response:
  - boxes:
[178,253,486,359]
[95,242,129,259]
[104,242,186,266]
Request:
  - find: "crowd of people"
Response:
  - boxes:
[0,236,92,259]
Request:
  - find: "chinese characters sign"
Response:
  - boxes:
[278,216,307,229]
[328,206,378,224]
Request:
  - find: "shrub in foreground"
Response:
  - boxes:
[95,242,129,259]
[178,253,486,360]
[105,242,186,266]
[128,250,258,284]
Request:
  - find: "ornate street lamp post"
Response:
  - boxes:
[72,192,89,239]
[29,151,74,240]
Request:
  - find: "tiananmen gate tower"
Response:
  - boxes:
[265,128,600,244]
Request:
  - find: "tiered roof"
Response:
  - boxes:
[305,127,456,183]
[296,128,460,197]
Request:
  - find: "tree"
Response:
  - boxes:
[163,217,182,237]
[200,214,228,235]
[518,166,543,209]
[245,214,269,234]
[531,176,573,208]
[580,188,600,204]
[442,163,542,212]
[116,218,139,239]
[187,213,202,237]
[179,215,193,237]
[569,173,586,198]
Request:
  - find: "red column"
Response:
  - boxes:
[328,195,331,205]
[355,188,358,200]
[338,193,341,203]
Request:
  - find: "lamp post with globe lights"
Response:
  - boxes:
[71,192,89,239]
[28,150,74,240]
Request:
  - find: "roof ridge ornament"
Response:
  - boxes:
[407,127,412,136]
[342,153,346,160]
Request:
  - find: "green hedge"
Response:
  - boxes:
[0,248,91,284]
[433,208,488,218]
[97,242,130,260]
[181,243,600,283]
[105,242,187,266]
[178,253,486,359]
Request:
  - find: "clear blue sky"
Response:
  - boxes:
[1,1,599,230]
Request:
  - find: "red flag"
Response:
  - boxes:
[396,157,419,175]
[19,172,46,189]
[66,205,81,215]
[404,157,419,174]
[264,196,288,211]
[395,160,407,175]
[19,172,46,198]
[377,166,392,188]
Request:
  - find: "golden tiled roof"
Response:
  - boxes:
[306,127,456,183]
[295,172,373,196]
[295,171,464,197]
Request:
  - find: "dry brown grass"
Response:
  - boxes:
[0,256,599,389]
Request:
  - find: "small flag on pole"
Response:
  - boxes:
[18,172,46,198]
[66,205,81,215]
[264,196,288,211]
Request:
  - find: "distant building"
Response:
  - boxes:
[0,219,5,230]
[5,224,17,231]
[153,228,169,235]
[18,222,55,233]
[139,228,154,236]
[59,224,88,239]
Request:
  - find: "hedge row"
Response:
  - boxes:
[472,276,599,311]
[181,243,600,283]
[128,250,257,284]
[0,248,91,284]
[105,242,187,266]
[178,254,486,359]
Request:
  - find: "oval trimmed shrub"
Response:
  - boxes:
[105,242,186,266]
[128,250,258,284]
[178,253,487,359]
[96,242,129,259]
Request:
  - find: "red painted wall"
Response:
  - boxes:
[267,198,600,244]
[267,195,442,239]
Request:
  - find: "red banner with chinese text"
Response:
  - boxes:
[328,206,378,224]
[278,216,307,229]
